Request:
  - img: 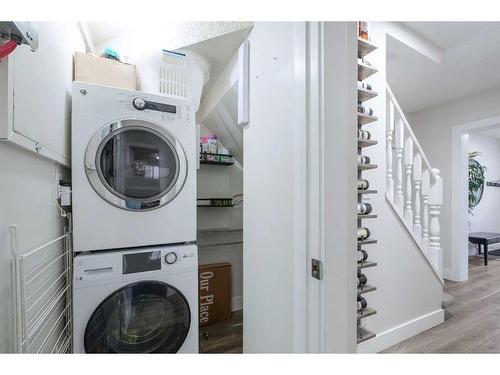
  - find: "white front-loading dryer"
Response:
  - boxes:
[73,244,198,353]
[71,82,196,252]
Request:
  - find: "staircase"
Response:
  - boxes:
[385,83,444,283]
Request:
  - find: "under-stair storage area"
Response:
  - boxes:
[197,122,243,353]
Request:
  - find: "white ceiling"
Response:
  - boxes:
[178,27,252,100]
[86,21,253,51]
[476,127,500,140]
[85,21,252,98]
[387,22,500,113]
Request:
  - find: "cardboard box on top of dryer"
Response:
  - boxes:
[74,52,137,90]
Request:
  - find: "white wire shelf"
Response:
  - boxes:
[10,220,73,354]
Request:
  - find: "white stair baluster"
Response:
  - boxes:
[413,154,422,243]
[386,99,395,202]
[429,169,443,274]
[421,169,430,253]
[404,136,414,228]
[394,118,405,215]
[386,83,443,282]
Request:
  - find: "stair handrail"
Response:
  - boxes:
[386,82,443,280]
[386,83,438,183]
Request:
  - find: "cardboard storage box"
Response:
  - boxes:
[74,52,137,90]
[199,263,232,327]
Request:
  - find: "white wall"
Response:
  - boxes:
[317,22,359,353]
[0,142,67,352]
[357,23,444,352]
[467,134,500,253]
[407,86,500,279]
[0,21,79,352]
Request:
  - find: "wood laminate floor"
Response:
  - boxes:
[199,310,243,353]
[384,256,500,353]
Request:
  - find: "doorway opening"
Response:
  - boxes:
[451,116,500,281]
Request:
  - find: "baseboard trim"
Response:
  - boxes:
[357,309,444,353]
[232,295,243,312]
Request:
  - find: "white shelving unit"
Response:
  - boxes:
[356,27,378,345]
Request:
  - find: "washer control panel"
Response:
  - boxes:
[132,96,177,114]
[73,245,197,289]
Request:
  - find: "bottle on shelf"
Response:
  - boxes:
[357,249,368,263]
[357,81,373,91]
[357,202,372,215]
[357,272,368,287]
[358,129,371,140]
[357,295,367,311]
[357,227,371,241]
[358,103,374,116]
[357,178,370,190]
[358,155,371,165]
[358,21,369,41]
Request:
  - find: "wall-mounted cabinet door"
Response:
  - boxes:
[0,22,85,166]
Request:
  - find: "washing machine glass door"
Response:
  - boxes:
[85,119,187,211]
[84,281,191,353]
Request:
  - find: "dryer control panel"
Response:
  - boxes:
[74,244,197,289]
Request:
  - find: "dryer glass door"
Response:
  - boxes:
[84,281,191,353]
[85,119,188,211]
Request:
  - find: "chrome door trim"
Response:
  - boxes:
[85,118,188,211]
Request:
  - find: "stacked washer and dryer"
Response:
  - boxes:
[71,82,198,353]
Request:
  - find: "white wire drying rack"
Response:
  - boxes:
[10,217,73,353]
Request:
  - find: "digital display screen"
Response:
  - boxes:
[123,251,161,274]
[145,101,177,114]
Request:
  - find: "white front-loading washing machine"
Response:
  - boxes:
[73,244,198,353]
[71,82,196,252]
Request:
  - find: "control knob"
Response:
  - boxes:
[132,97,146,110]
[165,251,177,265]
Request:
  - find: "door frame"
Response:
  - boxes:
[305,21,358,353]
[450,115,500,281]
